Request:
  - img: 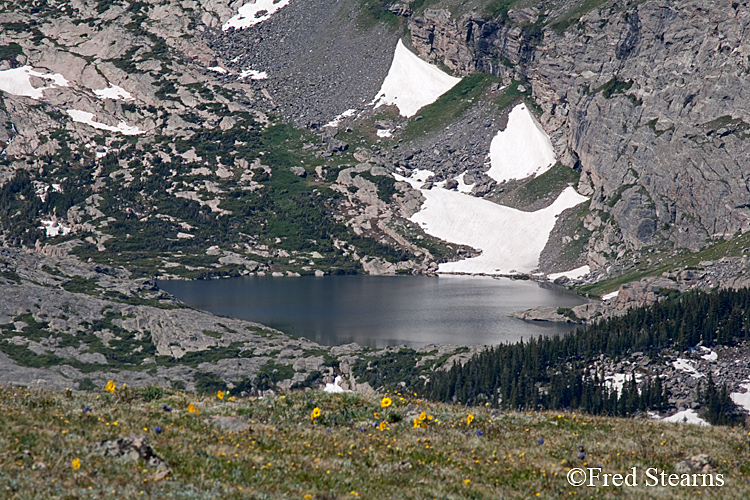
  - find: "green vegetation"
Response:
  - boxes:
[0,42,23,59]
[493,79,530,111]
[425,287,750,425]
[492,163,581,211]
[403,73,501,141]
[592,77,634,99]
[61,276,102,295]
[254,361,295,391]
[356,0,400,29]
[355,171,397,202]
[578,229,750,297]
[702,115,750,140]
[1,384,749,499]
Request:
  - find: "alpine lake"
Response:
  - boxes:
[158,275,588,348]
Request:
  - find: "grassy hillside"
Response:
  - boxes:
[2,385,749,499]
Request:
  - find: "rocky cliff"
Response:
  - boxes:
[406,0,750,278]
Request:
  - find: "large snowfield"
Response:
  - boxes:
[371,40,461,118]
[396,170,588,275]
[223,0,291,30]
[394,100,590,276]
[487,103,557,183]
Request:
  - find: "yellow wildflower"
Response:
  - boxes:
[105,380,115,392]
[419,411,426,420]
[467,414,474,425]
[188,404,196,413]
[380,397,392,408]
[217,390,224,400]
[311,407,321,420]
[228,396,236,402]
[72,458,81,470]
[379,421,387,431]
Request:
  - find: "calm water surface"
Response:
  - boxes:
[158,275,587,348]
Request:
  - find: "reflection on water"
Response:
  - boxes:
[158,275,587,348]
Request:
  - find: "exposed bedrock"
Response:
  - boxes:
[408,1,750,267]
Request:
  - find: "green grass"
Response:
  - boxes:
[577,230,750,297]
[356,0,401,29]
[1,385,748,499]
[402,73,501,141]
[492,163,580,211]
[494,79,529,111]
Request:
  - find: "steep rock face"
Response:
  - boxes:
[409,0,750,269]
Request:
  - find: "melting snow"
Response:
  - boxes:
[731,381,750,414]
[605,372,643,397]
[398,169,587,274]
[662,409,709,426]
[325,109,357,128]
[238,68,268,80]
[323,375,348,393]
[376,129,393,138]
[93,84,134,101]
[455,173,474,194]
[602,290,620,301]
[40,220,71,237]
[67,110,144,135]
[223,0,292,30]
[548,266,590,281]
[207,66,228,74]
[0,65,68,99]
[672,358,704,379]
[372,40,461,118]
[699,347,718,362]
[487,103,556,183]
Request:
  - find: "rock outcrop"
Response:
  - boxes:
[408,0,750,273]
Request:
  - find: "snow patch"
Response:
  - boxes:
[487,103,556,183]
[223,0,291,30]
[602,290,620,301]
[672,358,704,379]
[93,84,134,101]
[397,168,588,274]
[731,381,750,414]
[207,66,228,74]
[548,266,590,281]
[700,348,718,362]
[456,173,474,193]
[238,68,268,80]
[376,129,393,138]
[372,40,461,118]
[323,375,348,393]
[662,409,709,426]
[325,109,357,128]
[67,110,144,136]
[40,219,71,237]
[605,372,643,397]
[0,65,68,99]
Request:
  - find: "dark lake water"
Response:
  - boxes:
[158,275,587,348]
